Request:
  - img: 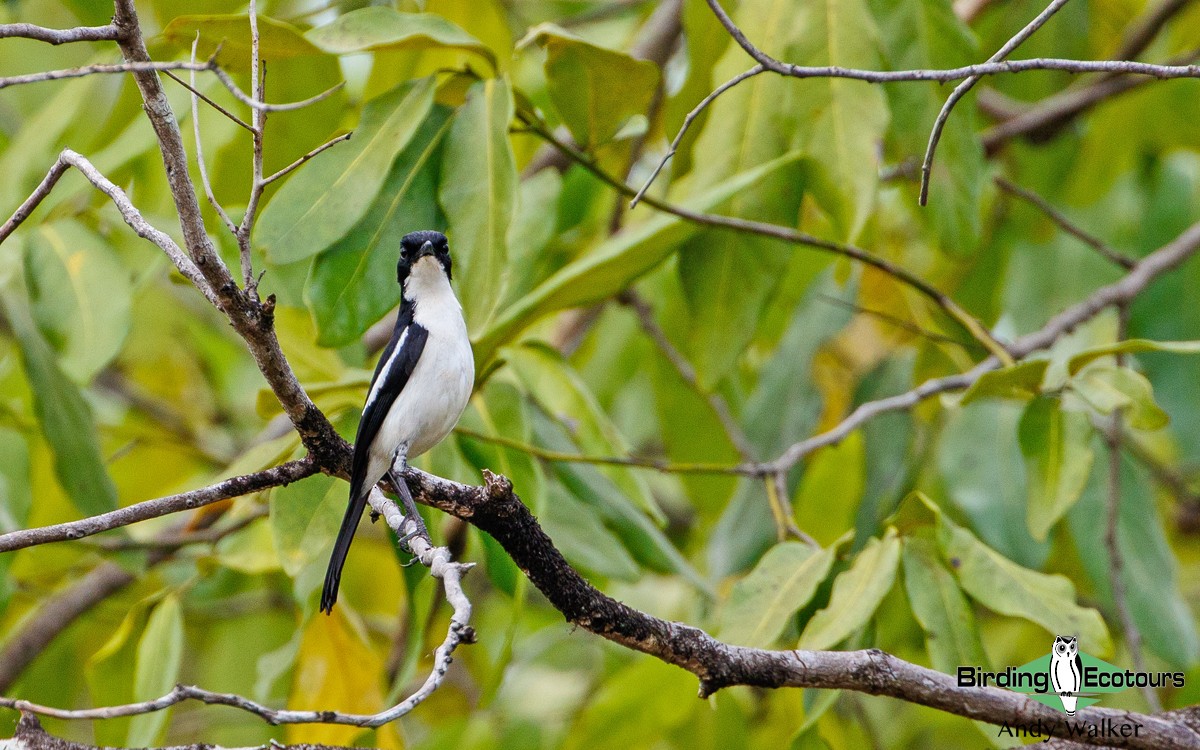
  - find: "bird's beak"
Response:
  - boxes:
[416,241,436,259]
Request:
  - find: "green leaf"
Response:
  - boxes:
[439,78,517,334]
[0,281,118,518]
[473,151,803,367]
[127,595,184,747]
[1067,338,1200,375]
[1071,364,1170,430]
[870,0,984,253]
[270,473,341,577]
[1018,396,1094,541]
[258,77,435,264]
[305,7,495,68]
[959,359,1049,405]
[718,539,842,648]
[798,529,900,650]
[305,106,452,346]
[522,24,659,148]
[937,401,1047,569]
[162,14,325,69]
[902,535,987,673]
[938,513,1112,655]
[25,220,132,382]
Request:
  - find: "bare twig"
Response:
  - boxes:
[814,293,968,348]
[0,458,316,553]
[629,65,765,208]
[83,507,269,551]
[525,117,1014,364]
[162,70,254,132]
[239,0,266,292]
[994,176,1137,269]
[189,36,237,235]
[0,23,118,44]
[1113,0,1193,65]
[0,149,218,305]
[261,133,352,186]
[920,0,1074,205]
[209,66,344,112]
[0,60,210,92]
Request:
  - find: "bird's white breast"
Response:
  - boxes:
[373,258,474,465]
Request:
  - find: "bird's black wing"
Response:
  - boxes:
[321,305,428,613]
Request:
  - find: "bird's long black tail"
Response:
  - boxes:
[321,486,367,614]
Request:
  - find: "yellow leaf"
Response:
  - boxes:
[287,610,390,747]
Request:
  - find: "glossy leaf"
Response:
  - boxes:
[938,510,1112,655]
[1071,364,1170,430]
[162,14,324,68]
[798,529,900,650]
[719,539,841,648]
[523,24,659,148]
[902,535,987,673]
[1018,396,1094,541]
[127,595,184,747]
[0,282,118,517]
[439,78,517,334]
[258,78,435,264]
[1067,338,1200,375]
[25,220,132,382]
[306,7,495,68]
[305,106,452,346]
[959,359,1049,405]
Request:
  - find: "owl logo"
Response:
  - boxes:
[1050,635,1082,715]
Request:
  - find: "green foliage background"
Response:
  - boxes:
[1,0,1199,747]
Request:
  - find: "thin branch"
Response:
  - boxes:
[994,176,1137,269]
[455,428,760,476]
[0,458,316,553]
[162,70,254,133]
[0,149,218,305]
[618,291,758,460]
[190,36,237,236]
[0,23,118,44]
[629,64,765,208]
[525,117,1014,364]
[261,132,352,186]
[83,507,269,551]
[770,217,1200,470]
[239,0,265,292]
[209,66,344,112]
[920,0,1074,205]
[1112,0,1194,65]
[0,60,210,92]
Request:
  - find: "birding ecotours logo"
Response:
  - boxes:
[957,636,1186,714]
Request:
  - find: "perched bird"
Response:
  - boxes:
[1050,634,1082,716]
[321,230,474,614]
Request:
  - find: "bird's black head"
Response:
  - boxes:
[398,230,451,284]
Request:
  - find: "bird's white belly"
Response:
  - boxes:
[372,326,473,464]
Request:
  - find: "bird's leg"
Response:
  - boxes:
[388,458,429,552]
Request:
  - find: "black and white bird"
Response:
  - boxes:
[321,230,474,614]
